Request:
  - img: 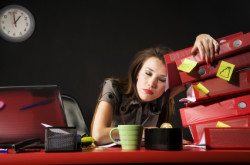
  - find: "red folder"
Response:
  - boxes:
[178,51,250,84]
[205,127,250,149]
[164,32,243,89]
[180,94,250,127]
[190,115,250,144]
[186,68,250,105]
[176,32,250,68]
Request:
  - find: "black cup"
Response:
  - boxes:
[145,128,183,151]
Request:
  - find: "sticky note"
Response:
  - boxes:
[192,83,209,94]
[216,121,231,127]
[177,58,197,73]
[216,61,235,81]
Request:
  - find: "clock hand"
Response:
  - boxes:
[13,12,16,27]
[15,16,21,24]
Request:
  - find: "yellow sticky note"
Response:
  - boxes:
[192,83,209,94]
[216,61,235,81]
[216,121,231,127]
[177,58,197,73]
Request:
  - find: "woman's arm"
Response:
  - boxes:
[91,101,119,145]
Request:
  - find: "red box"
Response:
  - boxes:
[180,94,250,127]
[205,127,250,149]
[190,115,250,144]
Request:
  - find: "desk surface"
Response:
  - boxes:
[0,146,250,164]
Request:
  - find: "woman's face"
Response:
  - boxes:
[136,57,167,102]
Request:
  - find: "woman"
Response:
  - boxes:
[91,34,219,145]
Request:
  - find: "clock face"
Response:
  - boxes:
[0,5,35,42]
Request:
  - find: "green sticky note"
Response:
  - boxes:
[192,83,209,94]
[177,58,197,73]
[216,121,231,128]
[216,61,235,81]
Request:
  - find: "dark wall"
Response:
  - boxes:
[0,0,249,140]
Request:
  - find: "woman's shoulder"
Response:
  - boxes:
[102,78,121,96]
[103,78,119,88]
[100,78,122,109]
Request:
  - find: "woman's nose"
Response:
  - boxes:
[148,77,157,88]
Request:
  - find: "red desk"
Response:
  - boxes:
[0,146,250,164]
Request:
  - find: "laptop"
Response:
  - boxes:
[0,85,67,145]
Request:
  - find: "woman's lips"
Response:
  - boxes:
[143,89,153,95]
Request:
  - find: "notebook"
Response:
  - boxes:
[0,85,67,145]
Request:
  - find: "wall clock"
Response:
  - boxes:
[0,5,35,42]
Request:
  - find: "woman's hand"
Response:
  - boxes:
[191,34,219,64]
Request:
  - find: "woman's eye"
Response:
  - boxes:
[159,78,166,82]
[145,71,151,76]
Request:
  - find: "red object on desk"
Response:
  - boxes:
[164,32,244,88]
[0,147,250,164]
[190,115,250,144]
[205,127,250,149]
[0,86,66,144]
[180,94,250,127]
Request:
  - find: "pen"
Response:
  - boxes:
[19,99,54,110]
[0,149,8,153]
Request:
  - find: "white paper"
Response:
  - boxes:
[179,83,196,103]
[98,142,118,148]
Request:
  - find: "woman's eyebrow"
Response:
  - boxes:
[146,67,167,77]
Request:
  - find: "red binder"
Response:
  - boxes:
[185,68,250,105]
[190,115,250,144]
[176,32,250,68]
[178,51,250,84]
[164,32,243,89]
[205,127,250,149]
[180,94,250,127]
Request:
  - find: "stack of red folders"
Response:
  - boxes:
[164,32,250,148]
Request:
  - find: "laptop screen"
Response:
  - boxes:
[0,85,67,144]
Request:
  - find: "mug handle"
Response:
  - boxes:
[109,127,121,145]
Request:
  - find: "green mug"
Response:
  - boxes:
[109,125,143,150]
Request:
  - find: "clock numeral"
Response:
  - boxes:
[13,33,16,37]
[3,15,7,19]
[3,26,5,30]
[19,32,22,36]
[25,17,28,20]
[7,31,10,34]
[1,21,4,24]
[24,28,27,32]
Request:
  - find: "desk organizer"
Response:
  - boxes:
[45,127,77,152]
